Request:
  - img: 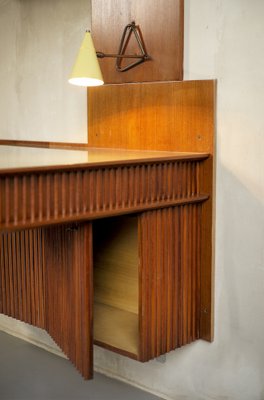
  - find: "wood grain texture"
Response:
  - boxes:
[0,229,45,328]
[88,80,215,153]
[44,223,93,379]
[88,79,216,344]
[91,0,184,83]
[94,303,138,356]
[0,77,215,374]
[138,205,201,361]
[0,145,208,173]
[0,159,208,231]
[0,223,93,379]
[199,156,214,341]
[93,216,138,314]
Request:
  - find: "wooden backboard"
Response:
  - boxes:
[91,0,184,83]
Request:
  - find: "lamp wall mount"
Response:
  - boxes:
[90,0,183,83]
[94,22,151,72]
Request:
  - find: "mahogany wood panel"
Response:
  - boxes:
[88,80,215,154]
[0,159,208,231]
[138,205,201,361]
[91,0,184,83]
[0,223,93,379]
[199,156,214,341]
[44,223,93,379]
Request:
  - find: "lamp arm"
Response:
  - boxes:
[96,52,150,60]
[95,21,150,72]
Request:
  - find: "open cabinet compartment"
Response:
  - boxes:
[92,202,204,363]
[93,215,139,359]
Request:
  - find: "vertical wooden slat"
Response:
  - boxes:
[11,233,18,319]
[181,205,187,345]
[0,234,5,314]
[24,230,31,324]
[196,204,202,340]
[199,156,214,341]
[177,206,183,348]
[102,168,109,211]
[109,168,115,210]
[161,209,167,354]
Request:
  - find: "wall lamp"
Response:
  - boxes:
[69,22,150,87]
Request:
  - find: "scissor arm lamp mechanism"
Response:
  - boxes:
[96,21,151,72]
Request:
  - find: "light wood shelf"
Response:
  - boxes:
[93,216,139,356]
[94,302,138,355]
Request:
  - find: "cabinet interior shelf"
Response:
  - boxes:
[94,303,139,356]
[93,216,139,358]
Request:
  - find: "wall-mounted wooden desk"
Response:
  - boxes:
[0,144,210,379]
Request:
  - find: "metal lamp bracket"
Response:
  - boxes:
[96,22,150,72]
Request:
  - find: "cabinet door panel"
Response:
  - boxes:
[138,205,201,361]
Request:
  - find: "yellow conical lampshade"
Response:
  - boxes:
[69,31,104,87]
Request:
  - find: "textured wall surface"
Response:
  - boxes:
[1,1,264,399]
[0,0,90,142]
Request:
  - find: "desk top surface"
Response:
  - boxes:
[0,145,208,173]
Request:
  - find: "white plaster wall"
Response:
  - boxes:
[0,0,90,142]
[1,1,264,399]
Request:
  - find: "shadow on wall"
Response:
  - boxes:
[215,162,264,393]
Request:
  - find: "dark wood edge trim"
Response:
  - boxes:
[199,157,215,343]
[94,340,138,360]
[0,139,89,150]
[0,195,209,232]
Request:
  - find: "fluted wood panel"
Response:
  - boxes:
[44,223,93,379]
[0,229,45,328]
[138,205,201,361]
[0,223,93,379]
[0,160,207,231]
